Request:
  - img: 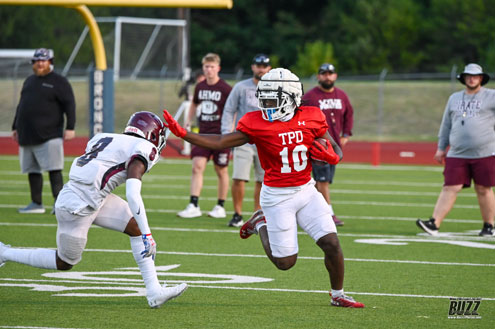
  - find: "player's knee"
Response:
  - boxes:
[124,218,142,237]
[317,233,341,254]
[56,257,73,271]
[58,233,86,266]
[274,256,297,270]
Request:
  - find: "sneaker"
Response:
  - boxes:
[177,204,201,218]
[330,294,365,308]
[240,209,266,239]
[0,242,10,268]
[208,205,226,218]
[416,218,438,236]
[479,223,494,237]
[228,213,244,227]
[18,202,45,214]
[332,215,344,226]
[147,283,188,308]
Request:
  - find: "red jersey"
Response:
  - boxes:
[237,106,328,187]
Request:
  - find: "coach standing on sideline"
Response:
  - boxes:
[12,48,76,214]
[302,63,354,226]
[417,63,495,237]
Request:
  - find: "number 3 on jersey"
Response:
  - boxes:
[280,144,308,173]
[76,137,113,167]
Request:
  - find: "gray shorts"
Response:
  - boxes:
[311,162,336,183]
[19,138,64,173]
[233,143,264,182]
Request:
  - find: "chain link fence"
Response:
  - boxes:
[1,62,488,141]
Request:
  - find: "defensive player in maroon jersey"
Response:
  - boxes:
[163,68,364,308]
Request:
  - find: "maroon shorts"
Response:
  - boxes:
[191,145,231,167]
[443,156,495,188]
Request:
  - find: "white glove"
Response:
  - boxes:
[141,233,157,260]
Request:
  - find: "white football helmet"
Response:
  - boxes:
[256,68,303,122]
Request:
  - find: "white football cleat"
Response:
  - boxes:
[0,241,10,268]
[177,204,201,218]
[147,283,188,308]
[208,205,226,218]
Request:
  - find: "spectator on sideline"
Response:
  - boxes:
[1,112,188,308]
[301,63,354,226]
[177,53,232,219]
[417,63,495,237]
[221,54,271,227]
[162,68,365,308]
[12,48,76,214]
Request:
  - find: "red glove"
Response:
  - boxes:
[309,140,340,165]
[162,110,187,138]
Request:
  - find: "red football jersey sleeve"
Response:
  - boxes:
[237,106,328,187]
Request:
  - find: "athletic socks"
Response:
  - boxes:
[331,289,344,298]
[49,170,64,199]
[28,173,43,205]
[217,199,225,207]
[190,196,199,207]
[130,236,162,295]
[2,247,57,269]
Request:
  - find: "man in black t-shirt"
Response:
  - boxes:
[12,48,76,214]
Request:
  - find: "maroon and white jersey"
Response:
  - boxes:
[237,106,328,187]
[302,86,353,147]
[59,133,160,213]
[193,79,232,134]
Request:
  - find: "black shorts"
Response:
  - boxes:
[311,162,336,183]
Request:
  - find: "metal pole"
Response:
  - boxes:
[62,25,89,76]
[130,25,162,80]
[378,68,388,137]
[113,17,122,81]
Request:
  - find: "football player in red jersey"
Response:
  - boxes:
[163,68,364,308]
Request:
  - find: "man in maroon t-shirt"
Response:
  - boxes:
[302,63,354,226]
[178,53,232,219]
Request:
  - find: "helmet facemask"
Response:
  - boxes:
[124,111,167,152]
[256,68,303,122]
[257,87,297,122]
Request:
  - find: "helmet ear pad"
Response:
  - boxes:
[124,111,167,150]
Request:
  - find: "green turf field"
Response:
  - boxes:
[0,155,493,328]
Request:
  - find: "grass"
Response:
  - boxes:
[0,154,493,328]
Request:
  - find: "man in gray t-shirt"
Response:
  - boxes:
[221,54,271,227]
[417,63,495,237]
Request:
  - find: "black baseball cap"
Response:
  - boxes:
[253,54,270,66]
[318,63,336,74]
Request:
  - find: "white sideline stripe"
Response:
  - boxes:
[1,279,492,301]
[0,157,444,172]
[0,237,492,266]
[0,221,486,236]
[0,199,480,209]
[0,188,477,198]
[0,222,491,240]
[189,285,495,300]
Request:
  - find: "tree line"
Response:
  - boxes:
[1,0,494,77]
